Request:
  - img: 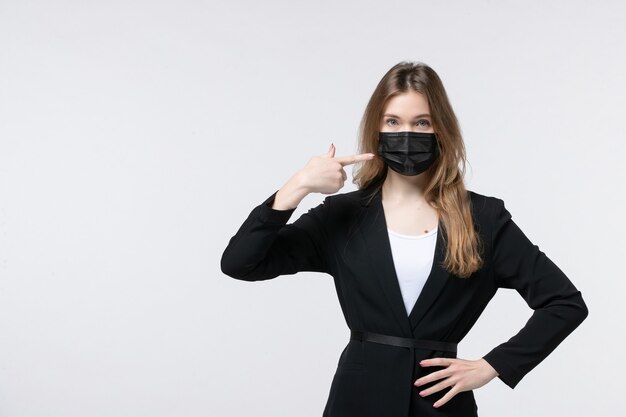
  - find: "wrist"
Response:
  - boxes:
[291,170,312,195]
[480,358,499,378]
[272,173,310,210]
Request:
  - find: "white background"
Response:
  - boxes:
[1,1,624,416]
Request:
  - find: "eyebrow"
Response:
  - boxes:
[383,113,431,119]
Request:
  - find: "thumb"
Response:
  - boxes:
[328,143,335,158]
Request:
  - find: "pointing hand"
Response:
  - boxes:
[299,144,376,195]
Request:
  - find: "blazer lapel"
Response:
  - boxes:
[407,223,450,331]
[358,187,451,335]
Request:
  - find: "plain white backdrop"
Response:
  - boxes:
[1,0,624,416]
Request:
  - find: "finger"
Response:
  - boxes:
[416,366,453,389]
[433,386,459,409]
[328,143,335,158]
[335,153,376,166]
[415,368,447,386]
[419,377,453,397]
[421,358,453,367]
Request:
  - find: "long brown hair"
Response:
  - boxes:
[352,61,483,278]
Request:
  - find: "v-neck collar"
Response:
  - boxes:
[356,186,451,336]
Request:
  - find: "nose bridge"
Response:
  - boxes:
[403,122,417,132]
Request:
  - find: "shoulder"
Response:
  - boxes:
[466,189,510,226]
[322,188,367,207]
[467,189,502,210]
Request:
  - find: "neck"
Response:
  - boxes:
[381,168,430,204]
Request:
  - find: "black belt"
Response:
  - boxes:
[350,330,457,353]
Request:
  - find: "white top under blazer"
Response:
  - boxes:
[387,225,438,315]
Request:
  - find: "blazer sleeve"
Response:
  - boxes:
[220,189,331,281]
[481,197,589,389]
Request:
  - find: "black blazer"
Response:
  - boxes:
[220,185,588,417]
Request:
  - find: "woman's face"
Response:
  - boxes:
[379,90,434,134]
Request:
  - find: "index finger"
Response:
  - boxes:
[335,153,376,166]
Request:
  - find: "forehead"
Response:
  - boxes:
[383,91,430,115]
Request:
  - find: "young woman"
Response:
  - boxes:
[220,61,589,417]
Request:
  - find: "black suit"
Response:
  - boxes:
[220,185,588,417]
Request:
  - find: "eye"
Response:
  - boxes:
[417,119,431,127]
[385,118,398,126]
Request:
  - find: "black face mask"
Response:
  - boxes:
[377,131,439,176]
